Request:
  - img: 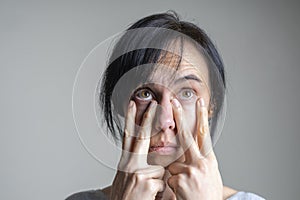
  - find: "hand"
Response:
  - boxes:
[167,98,223,200]
[110,101,165,200]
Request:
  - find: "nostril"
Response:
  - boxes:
[168,119,175,130]
[155,117,175,132]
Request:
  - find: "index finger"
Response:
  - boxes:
[171,98,201,163]
[132,101,157,154]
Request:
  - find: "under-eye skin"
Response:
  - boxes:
[134,88,154,102]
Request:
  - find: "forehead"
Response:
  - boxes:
[147,43,210,87]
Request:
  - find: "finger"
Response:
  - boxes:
[122,100,136,151]
[136,165,165,179]
[167,175,178,191]
[133,101,157,154]
[148,179,165,193]
[167,161,187,175]
[167,174,185,194]
[171,98,200,163]
[196,98,213,159]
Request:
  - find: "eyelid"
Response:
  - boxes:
[178,87,196,93]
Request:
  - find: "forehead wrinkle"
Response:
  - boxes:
[141,46,210,90]
[144,62,209,90]
[177,55,210,85]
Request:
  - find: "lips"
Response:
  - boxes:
[149,143,179,155]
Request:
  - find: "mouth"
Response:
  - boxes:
[149,143,179,155]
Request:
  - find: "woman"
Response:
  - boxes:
[67,11,264,200]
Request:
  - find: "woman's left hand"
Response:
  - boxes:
[167,98,223,200]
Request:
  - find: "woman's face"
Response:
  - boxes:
[130,45,211,167]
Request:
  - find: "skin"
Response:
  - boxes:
[106,44,237,200]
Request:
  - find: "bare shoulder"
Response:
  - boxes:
[223,186,238,199]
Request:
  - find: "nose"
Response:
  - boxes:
[154,96,175,132]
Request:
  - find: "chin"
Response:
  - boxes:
[147,149,184,167]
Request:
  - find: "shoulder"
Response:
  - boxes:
[227,191,266,200]
[65,189,108,200]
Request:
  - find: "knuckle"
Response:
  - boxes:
[200,165,208,173]
[200,124,209,135]
[149,183,156,193]
[204,124,209,133]
[202,109,208,118]
[147,180,159,193]
[177,174,184,182]
[186,166,197,177]
[176,178,184,190]
[197,161,209,173]
[134,172,145,182]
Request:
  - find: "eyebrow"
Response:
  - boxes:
[174,74,202,84]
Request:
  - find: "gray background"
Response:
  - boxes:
[1,0,299,199]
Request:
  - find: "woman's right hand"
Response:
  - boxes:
[110,101,165,200]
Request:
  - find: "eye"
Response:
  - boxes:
[177,88,195,100]
[135,88,153,101]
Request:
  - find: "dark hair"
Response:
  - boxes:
[100,11,226,142]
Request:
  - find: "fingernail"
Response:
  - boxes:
[151,100,157,107]
[172,98,180,108]
[199,98,205,107]
[129,100,134,108]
